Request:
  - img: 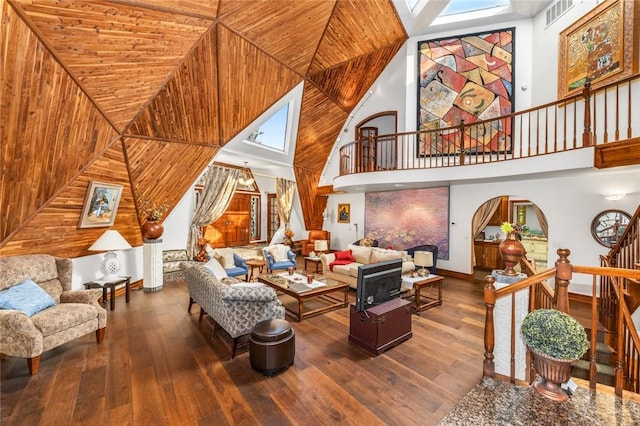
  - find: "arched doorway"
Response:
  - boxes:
[355,111,398,172]
[472,196,548,280]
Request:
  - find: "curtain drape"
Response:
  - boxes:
[267,178,296,246]
[471,197,502,266]
[187,166,239,258]
[276,178,295,229]
[533,204,548,237]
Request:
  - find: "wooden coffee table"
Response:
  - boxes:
[401,274,443,315]
[257,272,349,321]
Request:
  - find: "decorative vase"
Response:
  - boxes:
[498,232,525,276]
[141,220,164,240]
[283,237,293,247]
[529,347,575,402]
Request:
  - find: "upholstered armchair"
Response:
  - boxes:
[211,248,249,280]
[0,254,107,374]
[406,244,439,275]
[301,230,330,256]
[263,244,297,273]
[180,263,284,358]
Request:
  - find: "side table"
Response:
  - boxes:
[401,274,443,315]
[246,259,266,281]
[83,276,131,310]
[304,257,322,273]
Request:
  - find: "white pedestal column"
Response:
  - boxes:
[492,270,529,381]
[143,238,163,292]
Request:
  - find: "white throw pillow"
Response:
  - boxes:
[204,257,228,280]
[371,248,403,263]
[213,248,236,268]
[269,244,290,262]
[347,244,372,264]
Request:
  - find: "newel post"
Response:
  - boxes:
[582,80,593,147]
[483,274,497,377]
[554,248,572,313]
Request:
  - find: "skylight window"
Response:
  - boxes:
[440,0,510,16]
[246,103,289,151]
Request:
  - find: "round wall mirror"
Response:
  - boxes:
[590,209,631,247]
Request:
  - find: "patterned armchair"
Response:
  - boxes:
[0,254,107,374]
[162,249,200,282]
[263,244,297,273]
[180,263,284,358]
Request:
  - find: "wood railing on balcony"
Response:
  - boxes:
[340,73,640,175]
[483,248,640,397]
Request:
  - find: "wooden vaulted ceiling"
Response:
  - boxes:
[0,0,407,257]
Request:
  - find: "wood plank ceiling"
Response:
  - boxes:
[0,0,407,257]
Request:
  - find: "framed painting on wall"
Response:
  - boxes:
[417,28,515,157]
[365,187,450,259]
[558,0,638,99]
[338,203,350,223]
[79,181,123,228]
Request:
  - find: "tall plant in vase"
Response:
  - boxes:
[498,222,525,276]
[283,228,294,247]
[137,194,170,240]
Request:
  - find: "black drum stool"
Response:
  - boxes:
[249,318,295,377]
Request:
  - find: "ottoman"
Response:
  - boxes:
[250,319,295,377]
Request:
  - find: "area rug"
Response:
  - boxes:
[438,377,640,425]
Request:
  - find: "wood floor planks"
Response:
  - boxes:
[1,276,487,425]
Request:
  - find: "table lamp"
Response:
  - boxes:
[314,240,328,255]
[89,230,132,280]
[414,251,433,277]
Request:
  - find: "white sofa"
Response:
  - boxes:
[319,244,415,289]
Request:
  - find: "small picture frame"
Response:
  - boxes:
[79,181,123,228]
[337,203,350,223]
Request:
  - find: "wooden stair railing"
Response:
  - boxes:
[596,205,640,394]
[484,248,640,398]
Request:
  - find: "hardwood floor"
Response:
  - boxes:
[1,276,486,425]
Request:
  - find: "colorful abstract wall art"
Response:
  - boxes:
[417,28,515,156]
[365,187,449,259]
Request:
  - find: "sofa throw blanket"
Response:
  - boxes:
[329,250,356,271]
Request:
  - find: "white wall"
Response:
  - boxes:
[530,0,600,105]
[319,1,640,296]
[324,166,639,295]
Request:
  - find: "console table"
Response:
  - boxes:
[83,276,131,310]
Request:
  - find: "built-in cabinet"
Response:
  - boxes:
[204,193,251,248]
[521,238,548,270]
[474,241,504,270]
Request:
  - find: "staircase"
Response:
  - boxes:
[572,327,616,387]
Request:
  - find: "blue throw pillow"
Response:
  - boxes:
[0,279,56,317]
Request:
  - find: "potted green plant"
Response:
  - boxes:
[520,309,589,402]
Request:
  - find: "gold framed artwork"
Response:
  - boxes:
[338,203,350,223]
[79,181,123,228]
[558,0,638,99]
